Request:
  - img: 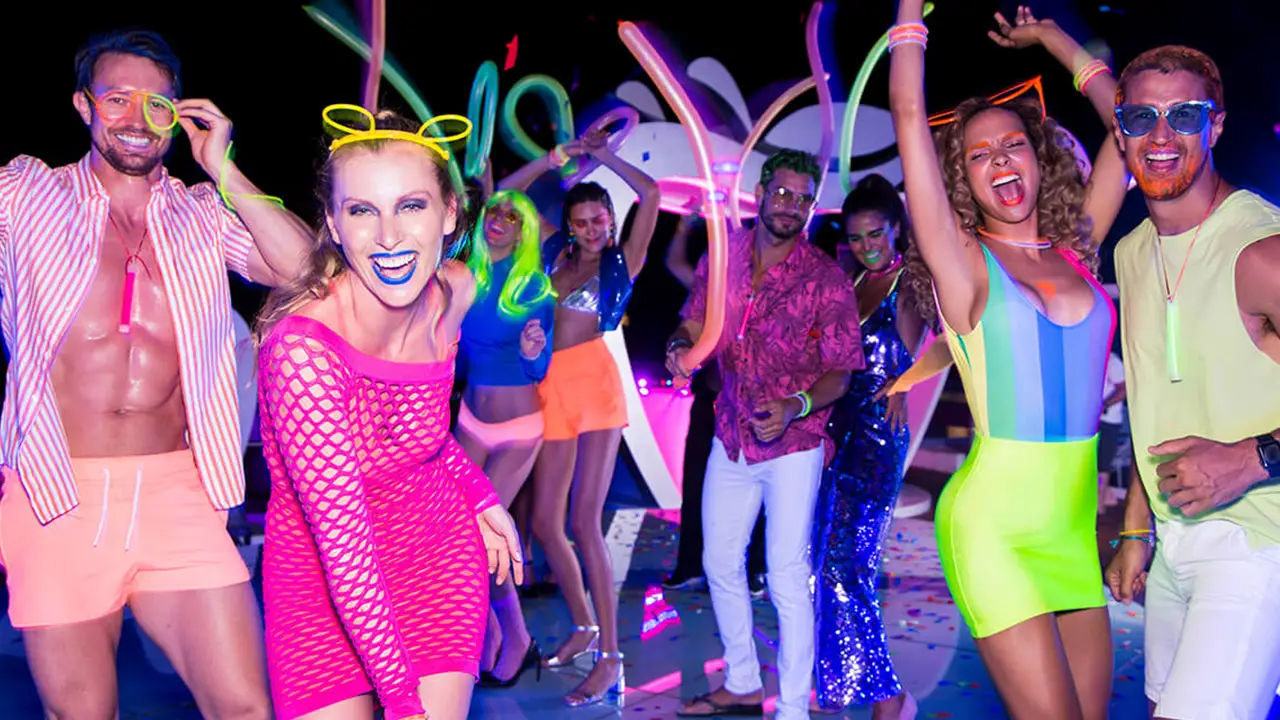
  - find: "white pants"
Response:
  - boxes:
[1145,519,1280,719]
[702,438,825,720]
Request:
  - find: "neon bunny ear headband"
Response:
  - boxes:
[322,103,472,158]
[927,76,1045,127]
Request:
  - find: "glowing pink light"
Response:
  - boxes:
[637,378,648,388]
[730,74,820,229]
[805,2,836,203]
[620,22,727,384]
[657,175,757,218]
[640,585,681,640]
[635,382,694,492]
[627,658,727,696]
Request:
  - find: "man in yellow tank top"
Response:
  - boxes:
[1105,45,1280,719]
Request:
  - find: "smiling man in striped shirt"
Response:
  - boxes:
[0,29,313,718]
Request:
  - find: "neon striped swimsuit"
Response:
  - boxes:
[936,244,1115,638]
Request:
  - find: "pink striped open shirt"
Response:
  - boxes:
[0,153,254,525]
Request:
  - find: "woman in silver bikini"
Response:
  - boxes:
[499,127,661,706]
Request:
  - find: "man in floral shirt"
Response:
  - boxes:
[667,150,864,720]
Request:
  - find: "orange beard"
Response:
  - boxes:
[1134,155,1202,201]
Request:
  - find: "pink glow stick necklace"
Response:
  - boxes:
[106,213,150,334]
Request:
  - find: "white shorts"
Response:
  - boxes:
[1145,519,1280,719]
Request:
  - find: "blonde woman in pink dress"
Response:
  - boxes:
[254,107,523,720]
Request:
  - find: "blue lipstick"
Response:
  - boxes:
[370,250,418,285]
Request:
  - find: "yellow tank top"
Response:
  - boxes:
[1115,189,1280,548]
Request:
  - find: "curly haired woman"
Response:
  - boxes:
[888,2,1130,717]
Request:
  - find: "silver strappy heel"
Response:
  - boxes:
[565,650,625,708]
[543,624,600,668]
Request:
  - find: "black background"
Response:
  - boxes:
[3,0,1277,374]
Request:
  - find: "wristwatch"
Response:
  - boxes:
[1257,434,1280,480]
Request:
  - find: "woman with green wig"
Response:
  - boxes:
[454,187,555,688]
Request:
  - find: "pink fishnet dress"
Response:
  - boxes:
[258,315,499,719]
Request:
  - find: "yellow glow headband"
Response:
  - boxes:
[322,103,472,159]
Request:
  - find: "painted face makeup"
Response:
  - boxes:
[568,200,613,252]
[327,143,456,309]
[484,203,521,250]
[961,109,1041,225]
[1115,70,1220,201]
[369,249,418,285]
[845,210,897,271]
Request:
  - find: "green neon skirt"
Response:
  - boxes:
[936,434,1107,638]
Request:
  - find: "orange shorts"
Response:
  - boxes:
[537,337,628,441]
[0,450,250,629]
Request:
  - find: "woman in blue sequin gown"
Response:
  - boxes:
[812,175,927,718]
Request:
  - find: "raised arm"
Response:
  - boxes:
[888,0,981,333]
[665,205,701,290]
[988,6,1129,243]
[259,333,425,720]
[497,144,584,240]
[498,148,562,194]
[176,99,313,288]
[580,130,662,279]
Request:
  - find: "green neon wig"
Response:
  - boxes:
[466,189,555,320]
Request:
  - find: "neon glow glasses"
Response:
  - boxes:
[929,77,1046,127]
[83,88,178,133]
[1114,101,1217,137]
[486,207,522,226]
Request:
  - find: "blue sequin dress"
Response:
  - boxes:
[811,272,914,709]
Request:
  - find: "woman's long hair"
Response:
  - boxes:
[253,109,465,344]
[902,96,1097,330]
[466,189,555,319]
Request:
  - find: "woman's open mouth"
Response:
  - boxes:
[992,171,1025,207]
[370,250,418,286]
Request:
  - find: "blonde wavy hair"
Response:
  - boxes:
[903,96,1098,330]
[253,109,469,345]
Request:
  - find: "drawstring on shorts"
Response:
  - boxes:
[91,465,143,551]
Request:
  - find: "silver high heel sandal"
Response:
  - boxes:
[565,650,625,708]
[543,624,600,668]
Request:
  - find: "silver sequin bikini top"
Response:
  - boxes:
[559,276,600,315]
[551,255,602,316]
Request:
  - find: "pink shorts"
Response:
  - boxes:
[0,450,250,628]
[456,402,544,449]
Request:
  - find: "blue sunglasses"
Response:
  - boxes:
[1114,100,1217,138]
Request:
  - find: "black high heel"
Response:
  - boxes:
[478,638,542,688]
